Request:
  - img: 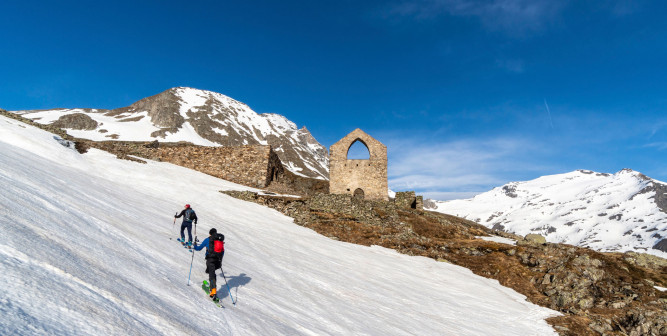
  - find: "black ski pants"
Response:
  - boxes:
[205,254,223,291]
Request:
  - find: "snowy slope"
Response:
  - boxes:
[0,115,559,335]
[431,170,667,258]
[13,87,329,179]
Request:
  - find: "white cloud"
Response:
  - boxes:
[644,142,667,151]
[649,120,667,138]
[385,0,567,35]
[423,191,482,201]
[386,136,548,200]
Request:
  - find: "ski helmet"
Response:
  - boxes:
[185,204,190,208]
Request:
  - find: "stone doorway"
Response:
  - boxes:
[353,188,365,199]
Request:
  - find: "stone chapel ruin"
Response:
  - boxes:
[329,128,389,201]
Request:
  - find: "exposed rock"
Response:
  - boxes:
[51,113,98,130]
[652,238,667,253]
[423,199,438,210]
[651,182,667,215]
[110,89,184,128]
[524,234,547,245]
[502,184,518,198]
[492,223,506,231]
[623,251,667,270]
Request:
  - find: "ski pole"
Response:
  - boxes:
[220,266,236,305]
[187,235,197,286]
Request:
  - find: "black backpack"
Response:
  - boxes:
[208,233,225,259]
[185,208,196,221]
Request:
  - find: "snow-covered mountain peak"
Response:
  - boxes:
[261,113,297,132]
[13,87,329,179]
[171,86,252,115]
[431,169,667,257]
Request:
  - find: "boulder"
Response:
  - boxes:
[524,234,546,244]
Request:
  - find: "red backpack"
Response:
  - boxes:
[208,233,225,259]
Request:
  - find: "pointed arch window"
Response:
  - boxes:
[346,139,370,160]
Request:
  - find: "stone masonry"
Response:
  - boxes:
[329,129,388,201]
[394,191,424,211]
[148,145,282,188]
[81,141,282,188]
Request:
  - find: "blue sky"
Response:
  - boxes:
[1,0,666,200]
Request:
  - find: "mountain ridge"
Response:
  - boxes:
[430,169,667,257]
[13,87,329,179]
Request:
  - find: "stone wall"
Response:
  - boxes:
[394,191,422,210]
[80,141,280,188]
[329,129,388,201]
[81,140,331,195]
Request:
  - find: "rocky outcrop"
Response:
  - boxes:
[623,251,667,270]
[423,198,438,210]
[109,89,184,128]
[524,234,547,245]
[653,239,667,253]
[50,113,98,130]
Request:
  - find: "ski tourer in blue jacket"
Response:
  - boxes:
[194,228,225,298]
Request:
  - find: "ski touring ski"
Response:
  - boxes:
[176,238,194,250]
[202,280,223,308]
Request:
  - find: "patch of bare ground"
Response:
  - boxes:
[222,191,667,336]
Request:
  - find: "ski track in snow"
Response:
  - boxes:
[0,115,559,335]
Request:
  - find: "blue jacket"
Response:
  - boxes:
[194,237,210,254]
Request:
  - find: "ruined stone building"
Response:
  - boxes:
[329,129,388,201]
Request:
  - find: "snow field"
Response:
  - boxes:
[0,115,559,335]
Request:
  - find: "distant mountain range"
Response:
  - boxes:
[13,87,329,179]
[428,169,667,257]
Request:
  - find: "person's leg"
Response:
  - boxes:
[206,258,217,295]
[180,222,186,241]
[186,222,193,243]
